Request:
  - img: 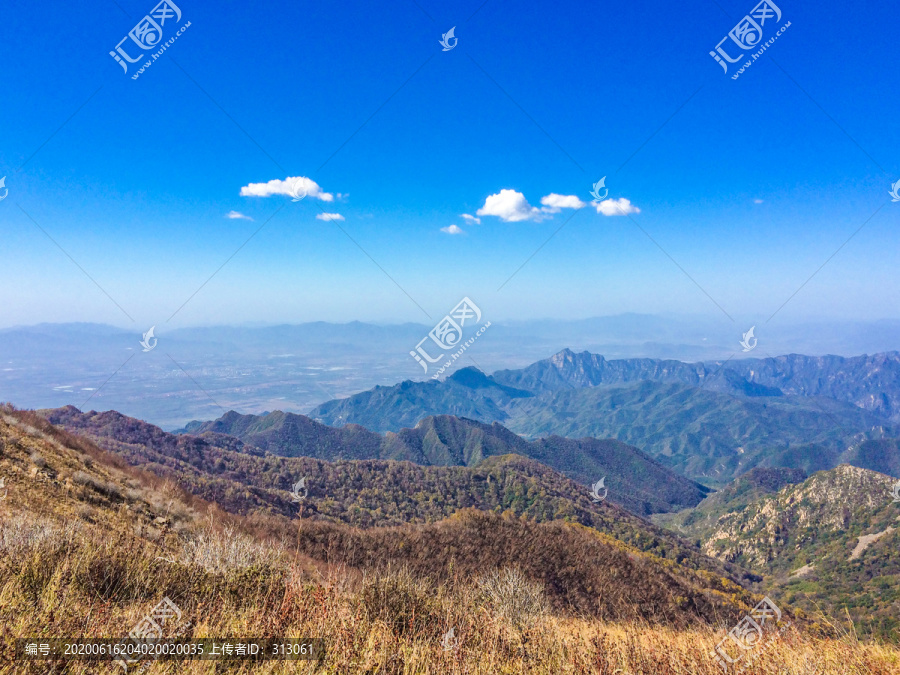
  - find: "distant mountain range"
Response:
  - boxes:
[4,318,900,428]
[657,464,900,641]
[307,350,900,482]
[50,406,708,516]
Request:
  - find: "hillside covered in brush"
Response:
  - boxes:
[51,405,707,516]
[660,465,900,641]
[0,404,840,673]
[39,406,736,578]
[5,406,900,671]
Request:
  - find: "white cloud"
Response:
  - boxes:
[476,189,546,222]
[754,199,764,204]
[315,212,345,221]
[474,190,593,222]
[461,213,481,225]
[240,176,334,202]
[593,197,640,216]
[441,224,464,235]
[540,193,586,213]
[226,210,253,220]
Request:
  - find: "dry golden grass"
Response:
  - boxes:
[1,408,899,673]
[2,515,898,674]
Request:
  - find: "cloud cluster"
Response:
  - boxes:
[316,212,345,221]
[226,210,253,220]
[592,197,640,216]
[446,187,640,232]
[476,189,547,222]
[240,176,333,202]
[474,189,594,222]
[540,193,586,213]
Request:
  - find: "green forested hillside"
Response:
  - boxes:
[308,368,893,482]
[660,465,900,641]
[506,382,889,480]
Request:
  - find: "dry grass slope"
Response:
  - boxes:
[1,406,899,673]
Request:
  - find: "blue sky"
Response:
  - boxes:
[1,0,898,333]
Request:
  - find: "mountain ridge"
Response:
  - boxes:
[30,405,761,589]
[51,405,708,516]
[306,350,900,481]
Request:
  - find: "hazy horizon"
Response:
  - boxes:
[2,313,898,430]
[5,311,900,333]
